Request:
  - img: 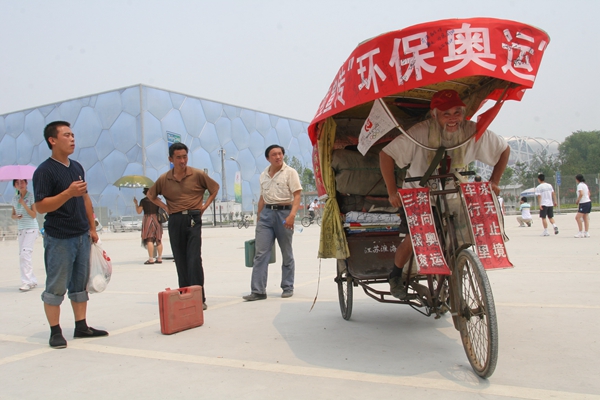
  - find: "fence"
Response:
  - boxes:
[504,171,600,211]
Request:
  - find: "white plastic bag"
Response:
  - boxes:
[88,242,112,294]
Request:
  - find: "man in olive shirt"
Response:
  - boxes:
[147,143,219,308]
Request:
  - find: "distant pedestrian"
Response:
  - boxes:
[134,187,163,263]
[11,179,39,291]
[308,198,319,221]
[497,195,505,215]
[516,196,532,227]
[574,174,591,238]
[33,121,108,349]
[535,173,558,236]
[243,145,302,301]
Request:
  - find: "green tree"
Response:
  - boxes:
[512,150,561,187]
[301,168,315,191]
[284,155,315,192]
[512,161,532,187]
[499,166,514,186]
[558,130,600,176]
[529,149,561,179]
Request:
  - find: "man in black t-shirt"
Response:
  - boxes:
[33,121,108,349]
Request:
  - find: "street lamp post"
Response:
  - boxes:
[218,148,227,201]
[230,157,242,208]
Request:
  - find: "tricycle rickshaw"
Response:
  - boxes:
[308,18,550,379]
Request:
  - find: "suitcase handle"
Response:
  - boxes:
[164,286,199,298]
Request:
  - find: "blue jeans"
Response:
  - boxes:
[41,233,91,306]
[251,208,295,294]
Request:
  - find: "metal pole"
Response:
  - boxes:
[556,176,561,214]
[219,148,227,201]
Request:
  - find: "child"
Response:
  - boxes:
[517,197,532,227]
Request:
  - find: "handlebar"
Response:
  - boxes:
[403,170,476,183]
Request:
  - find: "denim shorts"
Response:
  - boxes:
[41,233,91,306]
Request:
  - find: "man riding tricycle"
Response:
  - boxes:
[308,17,550,379]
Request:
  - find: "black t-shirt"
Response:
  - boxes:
[140,197,159,214]
[33,158,89,239]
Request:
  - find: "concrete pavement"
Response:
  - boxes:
[1,212,599,399]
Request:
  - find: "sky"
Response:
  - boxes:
[1,0,598,142]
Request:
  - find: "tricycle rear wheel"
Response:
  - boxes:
[454,249,498,378]
[336,260,353,320]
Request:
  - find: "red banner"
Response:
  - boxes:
[312,144,326,197]
[309,18,550,142]
[461,182,513,270]
[399,188,450,275]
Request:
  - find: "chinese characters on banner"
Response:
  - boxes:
[461,182,514,269]
[398,188,451,275]
[308,18,550,141]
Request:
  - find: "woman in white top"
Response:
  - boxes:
[11,179,40,290]
[574,174,591,238]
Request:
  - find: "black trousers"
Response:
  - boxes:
[167,213,205,301]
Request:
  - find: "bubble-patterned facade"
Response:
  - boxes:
[0,85,313,216]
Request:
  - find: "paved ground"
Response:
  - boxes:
[1,212,599,399]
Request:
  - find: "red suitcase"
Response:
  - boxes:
[158,286,204,335]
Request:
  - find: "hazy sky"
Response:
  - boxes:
[1,0,598,142]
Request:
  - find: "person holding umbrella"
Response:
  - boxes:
[133,187,164,264]
[11,179,39,291]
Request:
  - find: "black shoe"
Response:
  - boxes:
[73,327,109,338]
[49,333,67,349]
[281,290,293,298]
[389,276,408,300]
[242,293,267,301]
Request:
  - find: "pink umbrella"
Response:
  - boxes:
[0,165,37,181]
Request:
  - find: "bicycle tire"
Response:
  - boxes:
[301,216,311,227]
[237,221,243,229]
[316,217,322,226]
[336,260,353,320]
[453,249,498,379]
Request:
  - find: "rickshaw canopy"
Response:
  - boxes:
[308,17,550,143]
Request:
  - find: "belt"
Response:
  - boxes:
[171,209,201,215]
[265,204,291,210]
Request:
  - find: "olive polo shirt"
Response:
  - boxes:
[149,167,219,214]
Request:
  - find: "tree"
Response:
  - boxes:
[284,155,315,192]
[529,149,561,180]
[512,161,532,187]
[499,166,514,186]
[301,168,316,192]
[511,150,561,187]
[558,130,600,176]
